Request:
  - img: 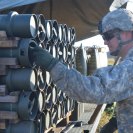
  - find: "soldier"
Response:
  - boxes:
[31,9,133,133]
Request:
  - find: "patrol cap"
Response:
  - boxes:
[99,9,133,33]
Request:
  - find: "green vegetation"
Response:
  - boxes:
[96,104,118,133]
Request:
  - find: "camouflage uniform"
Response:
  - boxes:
[50,47,133,133]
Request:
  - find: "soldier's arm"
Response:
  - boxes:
[50,58,133,104]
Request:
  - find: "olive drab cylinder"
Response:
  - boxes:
[57,103,62,120]
[86,48,99,75]
[62,24,68,44]
[5,121,38,133]
[52,85,58,105]
[0,68,38,92]
[58,24,64,43]
[51,104,58,126]
[75,44,87,75]
[71,27,76,45]
[57,42,67,62]
[69,99,75,111]
[0,39,37,67]
[18,91,38,120]
[43,20,53,42]
[37,91,45,112]
[35,14,46,43]
[37,70,47,91]
[0,91,38,120]
[50,20,59,44]
[67,44,75,63]
[61,102,66,118]
[0,11,38,38]
[47,44,57,58]
[57,90,64,104]
[35,112,45,133]
[44,111,51,130]
[45,86,53,110]
[42,71,52,86]
[0,129,4,133]
[67,28,72,44]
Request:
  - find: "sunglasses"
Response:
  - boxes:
[102,31,115,41]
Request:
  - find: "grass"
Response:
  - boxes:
[96,103,118,133]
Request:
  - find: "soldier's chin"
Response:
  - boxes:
[110,49,119,56]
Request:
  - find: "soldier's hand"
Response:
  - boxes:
[30,46,59,71]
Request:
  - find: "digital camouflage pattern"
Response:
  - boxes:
[101,9,133,33]
[50,47,133,133]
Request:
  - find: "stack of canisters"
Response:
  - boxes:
[0,11,76,133]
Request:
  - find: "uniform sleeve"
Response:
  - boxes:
[50,58,133,104]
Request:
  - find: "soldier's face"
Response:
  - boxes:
[102,31,119,53]
[104,36,119,52]
[104,31,133,56]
